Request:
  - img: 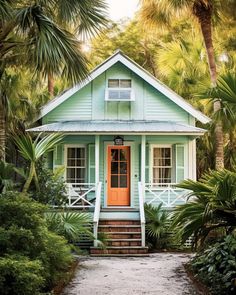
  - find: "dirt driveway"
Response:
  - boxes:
[62,253,199,295]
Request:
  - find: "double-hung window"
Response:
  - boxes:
[66,147,86,183]
[105,79,134,101]
[152,146,172,184]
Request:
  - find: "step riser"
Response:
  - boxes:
[99,220,140,225]
[99,227,141,233]
[107,241,141,247]
[104,234,141,239]
[91,249,147,255]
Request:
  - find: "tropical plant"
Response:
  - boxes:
[139,0,236,169]
[0,0,108,160]
[0,160,15,193]
[14,133,64,193]
[46,211,93,242]
[144,203,171,249]
[172,169,236,248]
[34,160,67,205]
[190,234,236,295]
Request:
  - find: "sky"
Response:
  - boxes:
[106,0,139,21]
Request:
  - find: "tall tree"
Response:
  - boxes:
[0,0,107,160]
[139,0,231,170]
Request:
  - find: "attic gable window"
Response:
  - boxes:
[105,79,135,101]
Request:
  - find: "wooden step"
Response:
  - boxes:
[90,246,148,255]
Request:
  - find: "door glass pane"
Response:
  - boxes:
[120,149,127,161]
[120,162,127,174]
[120,175,127,188]
[111,149,119,161]
[111,162,118,174]
[111,175,118,187]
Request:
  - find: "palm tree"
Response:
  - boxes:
[14,133,64,193]
[172,169,236,248]
[0,0,107,160]
[139,0,233,170]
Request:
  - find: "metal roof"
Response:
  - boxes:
[27,120,206,135]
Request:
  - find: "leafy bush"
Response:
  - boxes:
[0,255,44,295]
[0,161,15,193]
[34,161,67,205]
[0,192,74,294]
[191,234,236,295]
[144,203,171,249]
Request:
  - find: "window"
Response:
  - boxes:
[66,147,86,183]
[105,79,134,101]
[152,146,172,184]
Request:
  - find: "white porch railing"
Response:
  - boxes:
[93,182,102,247]
[144,183,189,208]
[138,182,146,247]
[67,183,96,208]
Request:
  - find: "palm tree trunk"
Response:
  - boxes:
[22,162,35,193]
[194,1,224,170]
[0,104,6,161]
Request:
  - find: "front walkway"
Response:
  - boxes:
[62,253,199,295]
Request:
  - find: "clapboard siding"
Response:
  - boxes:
[43,85,92,123]
[42,62,193,124]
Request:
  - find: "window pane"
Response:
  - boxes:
[77,148,85,158]
[111,175,118,187]
[111,162,118,174]
[120,79,131,88]
[120,162,127,174]
[108,90,120,100]
[68,148,76,158]
[120,175,127,188]
[120,149,127,161]
[108,79,119,88]
[111,149,119,161]
[76,159,85,167]
[119,90,131,99]
[67,159,76,166]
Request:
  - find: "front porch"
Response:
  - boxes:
[50,132,194,248]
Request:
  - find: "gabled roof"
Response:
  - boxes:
[39,50,210,124]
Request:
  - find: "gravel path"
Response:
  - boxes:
[62,253,199,295]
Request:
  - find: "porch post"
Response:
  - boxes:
[141,135,146,201]
[95,135,100,184]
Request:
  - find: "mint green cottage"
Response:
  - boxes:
[29,51,210,255]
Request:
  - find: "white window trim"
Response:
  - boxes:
[105,78,135,101]
[149,144,173,184]
[64,144,87,184]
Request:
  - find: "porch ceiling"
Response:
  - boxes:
[27,120,206,135]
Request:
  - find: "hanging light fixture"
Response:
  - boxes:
[114,136,124,146]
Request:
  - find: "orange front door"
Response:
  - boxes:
[107,146,130,206]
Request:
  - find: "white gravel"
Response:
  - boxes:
[62,253,199,295]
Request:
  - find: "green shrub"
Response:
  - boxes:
[0,192,74,294]
[0,255,44,295]
[34,161,67,205]
[191,234,236,295]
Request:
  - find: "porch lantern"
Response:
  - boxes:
[114,136,124,146]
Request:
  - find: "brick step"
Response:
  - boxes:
[90,253,149,257]
[106,240,141,247]
[103,233,141,239]
[90,246,148,255]
[99,220,140,225]
[98,225,141,233]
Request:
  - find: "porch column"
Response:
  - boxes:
[95,135,100,184]
[141,135,146,201]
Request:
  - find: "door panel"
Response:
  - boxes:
[107,146,130,206]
